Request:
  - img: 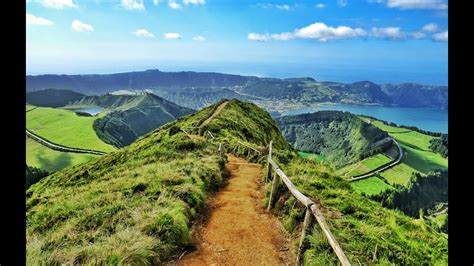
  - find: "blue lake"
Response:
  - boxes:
[281,104,448,134]
[72,108,103,116]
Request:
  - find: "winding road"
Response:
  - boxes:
[26,129,108,156]
[348,138,403,181]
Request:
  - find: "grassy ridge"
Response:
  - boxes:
[26,100,447,264]
[277,111,390,168]
[26,104,225,264]
[26,107,116,152]
[273,157,447,265]
[26,137,100,172]
[26,100,291,264]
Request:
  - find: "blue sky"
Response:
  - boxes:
[26,0,448,85]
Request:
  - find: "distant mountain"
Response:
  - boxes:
[66,93,195,147]
[26,69,448,109]
[26,69,256,95]
[26,89,85,107]
[277,111,391,168]
[381,83,448,109]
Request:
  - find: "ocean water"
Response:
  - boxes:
[281,104,448,133]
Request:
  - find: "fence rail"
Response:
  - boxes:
[266,141,351,266]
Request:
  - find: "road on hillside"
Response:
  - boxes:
[199,101,229,128]
[349,138,403,181]
[176,154,293,265]
[26,129,108,156]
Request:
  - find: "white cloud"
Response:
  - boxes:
[168,0,181,9]
[248,22,448,42]
[193,36,206,41]
[295,22,366,41]
[271,32,293,40]
[153,0,161,5]
[432,30,448,41]
[422,23,439,32]
[387,0,447,10]
[248,33,270,42]
[249,22,366,42]
[256,3,293,10]
[164,32,181,39]
[371,27,404,39]
[183,0,206,5]
[41,0,77,9]
[337,0,348,7]
[121,0,144,10]
[134,29,154,38]
[26,13,54,26]
[316,3,326,8]
[71,19,94,32]
[275,4,290,10]
[410,31,426,39]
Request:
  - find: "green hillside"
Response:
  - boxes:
[26,137,99,172]
[26,107,116,152]
[273,157,446,264]
[66,93,195,147]
[369,119,448,185]
[26,89,85,108]
[337,153,392,177]
[27,100,447,264]
[277,111,390,168]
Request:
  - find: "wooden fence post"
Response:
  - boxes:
[218,143,222,159]
[266,141,273,183]
[297,207,314,265]
[267,169,280,211]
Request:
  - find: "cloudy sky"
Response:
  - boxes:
[26,0,448,85]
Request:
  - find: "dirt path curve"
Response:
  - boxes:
[199,101,229,129]
[178,154,294,265]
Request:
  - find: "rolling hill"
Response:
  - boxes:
[26,89,85,108]
[26,100,447,264]
[65,93,195,147]
[277,111,391,168]
[26,69,448,109]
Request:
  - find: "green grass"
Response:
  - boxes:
[26,104,36,111]
[26,107,115,152]
[298,151,325,161]
[273,157,447,265]
[368,120,448,186]
[379,163,418,186]
[337,153,392,177]
[350,176,394,196]
[371,120,447,171]
[26,100,447,264]
[26,137,100,172]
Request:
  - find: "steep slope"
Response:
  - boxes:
[66,93,195,147]
[381,83,448,109]
[26,100,447,264]
[26,89,85,107]
[277,111,390,168]
[25,99,288,264]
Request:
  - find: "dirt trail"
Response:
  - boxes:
[199,101,229,129]
[178,154,294,265]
